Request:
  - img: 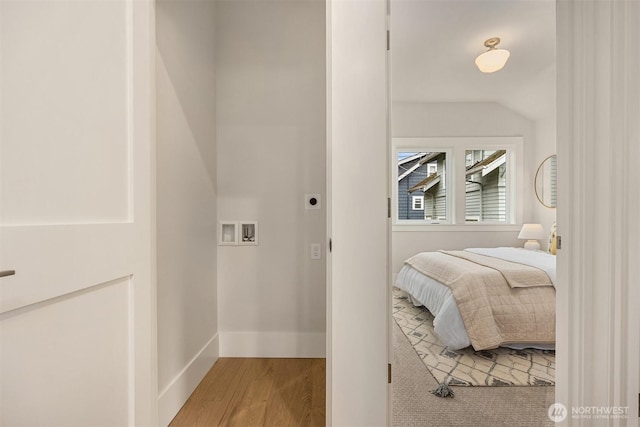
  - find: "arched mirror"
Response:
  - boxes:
[535,155,557,208]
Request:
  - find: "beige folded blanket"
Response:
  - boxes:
[440,250,553,288]
[405,251,555,350]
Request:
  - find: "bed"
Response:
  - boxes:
[395,247,556,351]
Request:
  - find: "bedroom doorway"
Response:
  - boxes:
[388,0,558,424]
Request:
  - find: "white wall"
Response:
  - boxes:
[391,102,552,272]
[215,0,326,357]
[532,104,557,236]
[156,2,218,425]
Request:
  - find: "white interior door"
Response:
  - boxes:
[0,1,156,425]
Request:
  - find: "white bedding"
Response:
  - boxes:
[395,247,556,351]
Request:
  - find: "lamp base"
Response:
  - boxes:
[523,240,541,251]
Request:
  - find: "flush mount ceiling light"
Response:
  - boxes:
[475,37,510,73]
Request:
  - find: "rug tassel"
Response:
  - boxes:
[431,382,455,398]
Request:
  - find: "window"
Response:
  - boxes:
[393,137,523,227]
[464,149,507,222]
[412,196,424,211]
[397,151,447,222]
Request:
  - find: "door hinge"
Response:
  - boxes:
[388,197,391,218]
[388,363,392,383]
[386,30,390,51]
[557,235,562,250]
[329,238,332,253]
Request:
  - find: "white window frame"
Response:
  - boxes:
[411,195,424,211]
[392,137,524,231]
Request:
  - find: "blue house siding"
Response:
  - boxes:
[398,160,429,220]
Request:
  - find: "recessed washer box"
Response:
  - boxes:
[218,221,238,245]
[239,222,258,245]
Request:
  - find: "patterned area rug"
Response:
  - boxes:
[392,287,555,387]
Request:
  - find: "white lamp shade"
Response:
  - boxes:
[475,48,510,73]
[518,223,546,240]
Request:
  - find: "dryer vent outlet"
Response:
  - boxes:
[305,194,321,210]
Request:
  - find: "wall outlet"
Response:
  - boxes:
[311,243,321,260]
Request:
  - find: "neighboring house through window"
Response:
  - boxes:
[406,152,447,221]
[393,137,523,226]
[464,149,507,222]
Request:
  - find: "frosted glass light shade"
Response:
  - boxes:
[475,48,510,73]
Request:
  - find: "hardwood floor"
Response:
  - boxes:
[169,358,326,427]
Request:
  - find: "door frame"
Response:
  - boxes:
[137,0,158,424]
[326,0,640,425]
[556,0,640,420]
[325,0,390,425]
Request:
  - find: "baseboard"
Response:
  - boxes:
[219,332,325,358]
[158,333,219,427]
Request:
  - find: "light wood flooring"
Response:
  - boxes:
[169,358,325,427]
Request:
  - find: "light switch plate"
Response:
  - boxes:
[311,243,321,260]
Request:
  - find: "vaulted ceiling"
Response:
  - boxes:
[391,0,556,121]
